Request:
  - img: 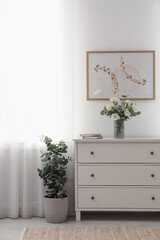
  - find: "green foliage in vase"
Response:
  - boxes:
[37,136,71,198]
[101,96,141,121]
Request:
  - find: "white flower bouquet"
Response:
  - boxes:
[101,96,141,121]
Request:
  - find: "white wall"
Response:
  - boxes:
[73,0,160,138]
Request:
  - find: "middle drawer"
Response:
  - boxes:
[77,165,160,186]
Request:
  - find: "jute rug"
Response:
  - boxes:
[20,226,160,240]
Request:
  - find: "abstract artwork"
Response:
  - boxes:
[87,51,155,100]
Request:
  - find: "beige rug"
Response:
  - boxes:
[20,226,160,240]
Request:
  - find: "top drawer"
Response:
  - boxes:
[77,143,160,163]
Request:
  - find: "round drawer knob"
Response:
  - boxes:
[151,174,155,178]
[91,196,95,200]
[91,174,94,177]
[90,151,94,155]
[150,151,154,155]
[152,197,155,200]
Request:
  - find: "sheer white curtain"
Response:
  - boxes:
[0,0,74,218]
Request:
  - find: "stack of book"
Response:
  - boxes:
[80,134,103,139]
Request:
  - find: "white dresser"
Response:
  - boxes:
[74,138,160,221]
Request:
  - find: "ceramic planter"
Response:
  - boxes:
[44,196,68,223]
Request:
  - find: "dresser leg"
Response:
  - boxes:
[76,211,81,221]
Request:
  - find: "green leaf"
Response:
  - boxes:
[136,111,141,115]
[121,95,127,98]
[100,110,105,115]
[37,136,71,198]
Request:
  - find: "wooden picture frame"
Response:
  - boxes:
[87,51,155,100]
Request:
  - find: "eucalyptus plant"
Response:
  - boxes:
[101,96,141,121]
[37,136,71,198]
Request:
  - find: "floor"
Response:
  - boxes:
[1,212,160,240]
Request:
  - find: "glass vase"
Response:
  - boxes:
[114,120,125,139]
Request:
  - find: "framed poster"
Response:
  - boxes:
[87,51,155,100]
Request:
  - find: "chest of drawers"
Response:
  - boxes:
[74,138,160,221]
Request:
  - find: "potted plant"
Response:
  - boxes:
[101,96,141,139]
[37,136,71,223]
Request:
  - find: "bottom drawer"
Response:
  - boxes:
[78,187,160,209]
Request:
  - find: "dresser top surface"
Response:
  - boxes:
[73,137,160,143]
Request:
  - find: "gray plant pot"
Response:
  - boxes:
[44,196,68,223]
